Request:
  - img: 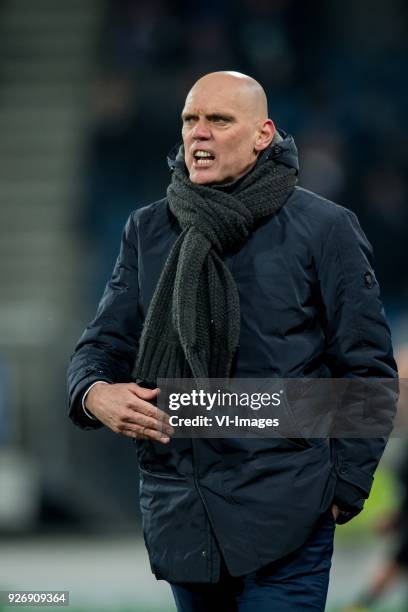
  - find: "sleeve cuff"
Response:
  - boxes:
[82,381,109,420]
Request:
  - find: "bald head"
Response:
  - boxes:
[181,71,275,185]
[188,71,269,121]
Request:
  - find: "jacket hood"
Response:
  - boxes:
[166,128,299,180]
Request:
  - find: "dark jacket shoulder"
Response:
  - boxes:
[131,197,171,232]
[289,186,359,229]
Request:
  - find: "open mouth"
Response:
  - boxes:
[193,150,216,166]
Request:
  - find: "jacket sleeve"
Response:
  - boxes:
[316,206,398,520]
[67,213,143,429]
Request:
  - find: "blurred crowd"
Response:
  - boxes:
[81,0,408,321]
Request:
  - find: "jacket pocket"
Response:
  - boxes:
[285,437,312,450]
[279,393,313,449]
[138,466,207,581]
[139,464,187,481]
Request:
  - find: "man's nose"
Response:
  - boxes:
[191,120,211,140]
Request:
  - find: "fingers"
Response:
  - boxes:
[122,425,170,444]
[331,504,340,520]
[123,409,174,437]
[125,390,171,425]
[92,382,173,441]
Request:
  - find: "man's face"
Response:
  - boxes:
[181,82,261,185]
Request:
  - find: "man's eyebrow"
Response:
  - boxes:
[207,113,235,122]
[181,112,235,121]
[181,112,197,120]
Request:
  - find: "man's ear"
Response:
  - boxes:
[254,119,276,152]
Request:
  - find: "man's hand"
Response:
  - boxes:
[331,503,340,521]
[84,382,173,443]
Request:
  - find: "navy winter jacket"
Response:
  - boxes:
[67,133,397,582]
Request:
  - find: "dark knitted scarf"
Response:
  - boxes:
[135,157,297,385]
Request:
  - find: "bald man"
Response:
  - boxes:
[68,72,397,611]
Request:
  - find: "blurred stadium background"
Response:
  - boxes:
[0,0,407,610]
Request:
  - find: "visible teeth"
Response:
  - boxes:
[196,158,213,165]
[195,150,213,158]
